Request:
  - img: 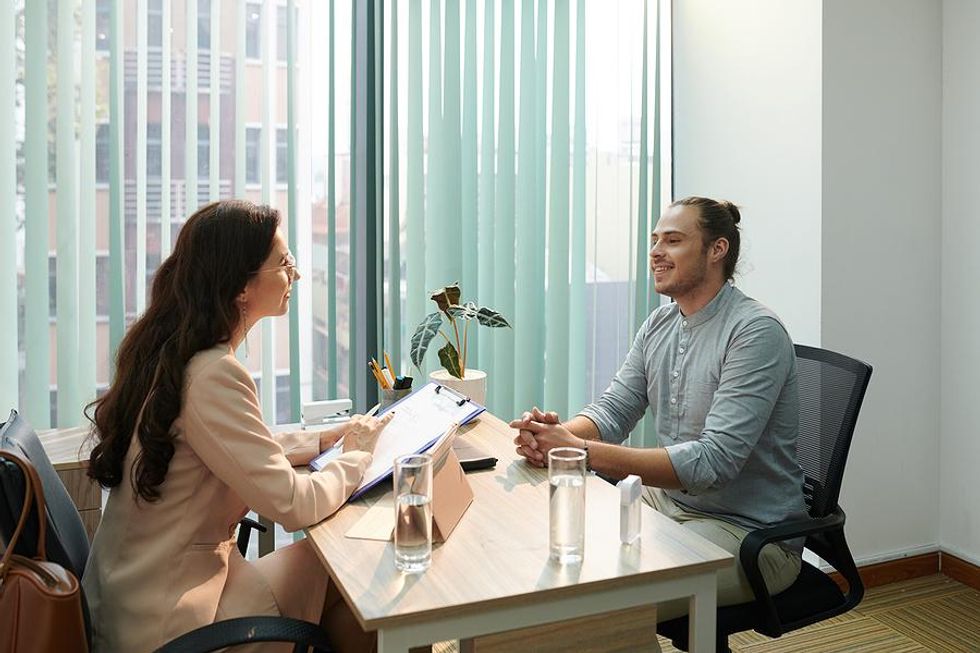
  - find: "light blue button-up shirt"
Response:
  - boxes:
[579,283,807,540]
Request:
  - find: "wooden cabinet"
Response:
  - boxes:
[37,426,101,541]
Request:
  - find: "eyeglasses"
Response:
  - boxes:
[252,253,298,281]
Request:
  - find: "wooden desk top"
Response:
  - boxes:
[36,426,94,471]
[305,412,733,631]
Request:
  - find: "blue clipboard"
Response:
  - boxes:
[309,382,485,501]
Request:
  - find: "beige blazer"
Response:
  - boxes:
[82,345,371,652]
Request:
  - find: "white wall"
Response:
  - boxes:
[672,0,823,346]
[821,0,942,563]
[674,0,943,565]
[940,0,980,566]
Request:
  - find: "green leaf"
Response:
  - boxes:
[437,342,463,378]
[410,312,444,369]
[446,301,478,321]
[476,306,512,328]
[430,282,462,315]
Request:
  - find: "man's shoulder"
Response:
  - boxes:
[642,300,679,332]
[726,288,792,340]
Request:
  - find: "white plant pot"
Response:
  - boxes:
[429,368,487,407]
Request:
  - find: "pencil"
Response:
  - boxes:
[384,351,395,377]
[368,360,388,389]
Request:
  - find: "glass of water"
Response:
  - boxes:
[393,453,433,573]
[548,447,587,564]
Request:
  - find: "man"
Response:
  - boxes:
[512,196,806,624]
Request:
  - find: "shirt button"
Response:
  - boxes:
[678,347,685,354]
[670,397,677,405]
[673,371,679,378]
[682,320,688,328]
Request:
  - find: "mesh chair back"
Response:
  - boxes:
[0,410,92,579]
[794,346,872,519]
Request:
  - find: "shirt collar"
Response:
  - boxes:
[682,282,733,328]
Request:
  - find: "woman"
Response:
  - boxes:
[82,200,389,653]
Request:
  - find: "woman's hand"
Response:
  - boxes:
[315,424,346,452]
[341,412,395,455]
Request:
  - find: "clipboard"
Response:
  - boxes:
[309,382,485,501]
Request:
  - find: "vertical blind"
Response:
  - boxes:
[3,0,668,437]
[385,0,669,427]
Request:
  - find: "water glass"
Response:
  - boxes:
[548,447,587,564]
[393,453,433,573]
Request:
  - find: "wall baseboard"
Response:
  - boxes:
[828,549,980,591]
[941,551,980,591]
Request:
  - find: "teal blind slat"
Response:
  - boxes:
[24,0,50,426]
[424,0,442,298]
[475,0,495,375]
[347,0,357,402]
[161,0,173,256]
[260,0,276,418]
[79,0,97,404]
[544,0,570,417]
[0,0,16,411]
[234,0,246,199]
[460,0,478,369]
[210,0,222,203]
[287,0,300,421]
[568,0,587,412]
[649,0,662,319]
[327,0,338,396]
[137,0,148,314]
[633,0,650,337]
[108,0,125,369]
[160,2,173,261]
[405,0,425,379]
[388,0,402,371]
[56,0,81,426]
[442,0,462,291]
[513,0,540,411]
[492,0,516,418]
[186,0,198,212]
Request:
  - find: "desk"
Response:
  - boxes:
[305,412,732,653]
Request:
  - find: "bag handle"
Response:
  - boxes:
[0,449,49,576]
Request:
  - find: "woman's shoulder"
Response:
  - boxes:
[185,345,251,390]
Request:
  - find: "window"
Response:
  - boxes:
[245,3,261,59]
[276,128,288,184]
[245,127,260,184]
[96,0,110,52]
[198,124,209,180]
[277,6,288,63]
[198,0,211,50]
[147,123,162,178]
[96,123,109,183]
[148,0,163,48]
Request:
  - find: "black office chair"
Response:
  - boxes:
[657,344,872,653]
[0,409,334,653]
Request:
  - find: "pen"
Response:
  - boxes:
[369,360,388,389]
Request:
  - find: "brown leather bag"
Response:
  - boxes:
[0,449,88,653]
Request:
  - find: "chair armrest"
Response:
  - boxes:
[236,517,268,557]
[738,509,847,634]
[154,616,333,653]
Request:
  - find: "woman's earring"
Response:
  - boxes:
[241,304,250,358]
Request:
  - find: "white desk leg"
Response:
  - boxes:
[688,572,718,653]
[377,627,413,653]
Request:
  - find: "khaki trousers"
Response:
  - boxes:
[644,487,801,627]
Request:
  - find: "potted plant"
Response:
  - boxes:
[409,282,511,406]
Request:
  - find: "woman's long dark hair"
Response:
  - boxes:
[86,200,280,502]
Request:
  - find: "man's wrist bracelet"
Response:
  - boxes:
[581,438,592,472]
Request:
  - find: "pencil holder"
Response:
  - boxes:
[380,387,411,410]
